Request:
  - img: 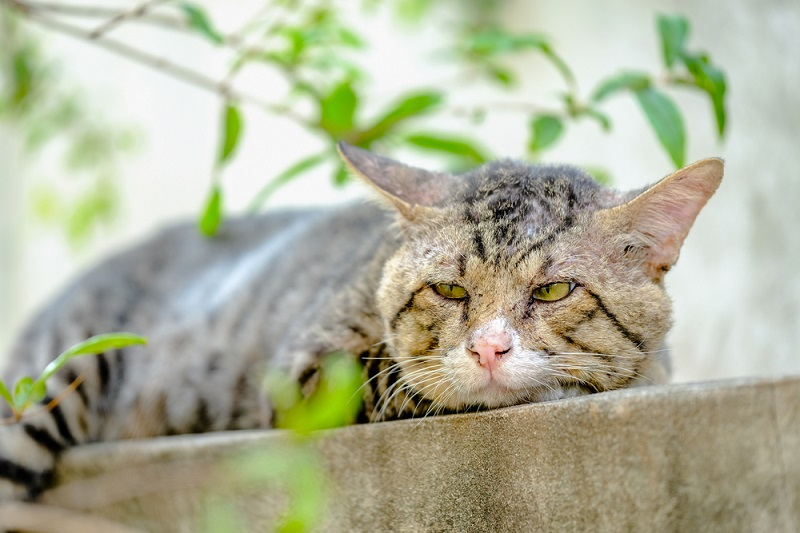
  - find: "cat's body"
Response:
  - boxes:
[0,144,723,500]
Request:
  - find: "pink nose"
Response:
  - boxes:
[469,331,512,375]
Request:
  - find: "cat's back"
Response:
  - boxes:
[4,201,393,379]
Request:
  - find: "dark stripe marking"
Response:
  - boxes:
[43,396,77,446]
[390,288,423,331]
[0,458,54,499]
[96,353,110,395]
[585,291,644,349]
[23,424,66,455]
[61,368,89,407]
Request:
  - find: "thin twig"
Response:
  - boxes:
[88,0,170,39]
[1,0,315,127]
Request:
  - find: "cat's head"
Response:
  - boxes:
[339,143,723,415]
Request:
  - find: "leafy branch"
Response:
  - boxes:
[0,333,147,422]
[0,2,728,242]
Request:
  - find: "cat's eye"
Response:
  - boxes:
[433,283,468,299]
[532,281,575,302]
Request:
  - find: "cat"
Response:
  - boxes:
[0,142,723,500]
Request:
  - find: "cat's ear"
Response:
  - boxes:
[599,158,724,282]
[337,142,458,219]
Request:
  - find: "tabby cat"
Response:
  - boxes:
[0,143,723,500]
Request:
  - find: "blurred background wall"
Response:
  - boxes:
[0,0,798,382]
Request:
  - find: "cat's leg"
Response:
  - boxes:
[0,367,94,501]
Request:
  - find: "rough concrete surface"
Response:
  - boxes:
[35,376,800,532]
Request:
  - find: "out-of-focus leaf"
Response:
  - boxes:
[358,91,443,144]
[591,72,651,102]
[274,353,364,433]
[404,133,488,164]
[683,54,727,137]
[66,179,116,246]
[584,108,612,131]
[0,381,13,408]
[466,29,548,56]
[13,377,34,411]
[529,115,564,153]
[217,102,242,166]
[248,152,329,212]
[199,185,223,237]
[635,87,685,168]
[333,164,350,186]
[586,166,613,186]
[37,333,147,386]
[180,3,224,45]
[319,81,357,137]
[657,14,688,69]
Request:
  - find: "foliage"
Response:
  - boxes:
[0,2,727,241]
[0,333,147,421]
[0,10,138,247]
[203,353,364,533]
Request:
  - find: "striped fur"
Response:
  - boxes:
[0,145,722,499]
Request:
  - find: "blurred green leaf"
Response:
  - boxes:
[635,87,685,167]
[404,133,488,164]
[466,29,548,56]
[586,166,613,186]
[218,102,242,166]
[13,377,35,412]
[658,14,688,69]
[66,179,116,246]
[591,71,651,102]
[37,333,147,386]
[683,54,727,137]
[180,3,224,45]
[319,81,358,137]
[358,91,443,144]
[0,381,13,409]
[248,152,329,212]
[529,115,564,153]
[584,108,612,131]
[270,352,364,434]
[333,164,350,186]
[199,185,223,237]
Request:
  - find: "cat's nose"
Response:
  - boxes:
[468,332,512,375]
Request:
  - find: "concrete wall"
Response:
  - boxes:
[0,376,791,532]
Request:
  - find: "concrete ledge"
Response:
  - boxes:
[35,376,800,532]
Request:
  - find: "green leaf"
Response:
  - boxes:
[217,103,242,166]
[658,14,689,69]
[683,54,727,137]
[358,91,443,144]
[591,72,651,102]
[0,380,13,408]
[404,133,488,164]
[13,377,35,411]
[319,81,358,137]
[37,333,147,386]
[586,167,613,186]
[199,185,223,237]
[333,164,350,186]
[584,108,612,132]
[529,115,564,153]
[180,3,224,45]
[248,152,329,212]
[466,29,548,56]
[635,88,686,168]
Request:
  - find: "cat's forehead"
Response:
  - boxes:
[418,161,625,266]
[459,160,619,215]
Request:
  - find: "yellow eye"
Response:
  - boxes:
[433,283,468,299]
[532,282,574,302]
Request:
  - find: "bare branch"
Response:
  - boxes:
[88,0,171,39]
